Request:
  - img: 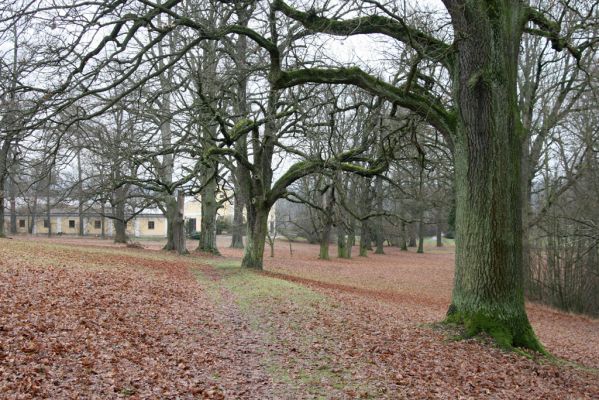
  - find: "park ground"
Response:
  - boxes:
[1,236,598,399]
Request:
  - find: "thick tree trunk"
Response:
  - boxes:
[230,194,245,248]
[319,224,331,260]
[445,2,542,351]
[197,177,220,255]
[241,204,269,269]
[113,203,127,244]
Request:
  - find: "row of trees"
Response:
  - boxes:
[1,0,598,347]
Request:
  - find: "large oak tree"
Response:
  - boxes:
[268,0,596,351]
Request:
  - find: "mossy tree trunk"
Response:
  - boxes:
[445,1,543,351]
[319,224,331,260]
[241,202,269,268]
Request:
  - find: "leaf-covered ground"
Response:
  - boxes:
[1,236,598,399]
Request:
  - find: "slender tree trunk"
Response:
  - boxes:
[436,221,443,247]
[101,204,106,239]
[445,2,542,351]
[173,191,188,255]
[241,204,269,268]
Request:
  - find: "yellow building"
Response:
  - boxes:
[3,196,237,238]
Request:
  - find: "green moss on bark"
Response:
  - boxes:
[446,310,545,353]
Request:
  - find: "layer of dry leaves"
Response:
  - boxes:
[1,236,598,399]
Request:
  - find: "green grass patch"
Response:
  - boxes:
[190,262,364,396]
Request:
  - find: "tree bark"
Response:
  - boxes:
[445,2,542,351]
[319,223,331,260]
[241,203,269,268]
[163,196,178,250]
[197,177,220,254]
[113,190,127,243]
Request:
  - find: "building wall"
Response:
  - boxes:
[136,216,168,237]
[4,195,243,238]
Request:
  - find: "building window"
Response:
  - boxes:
[148,221,155,230]
[19,219,25,228]
[69,220,75,228]
[94,220,101,229]
[43,220,49,228]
